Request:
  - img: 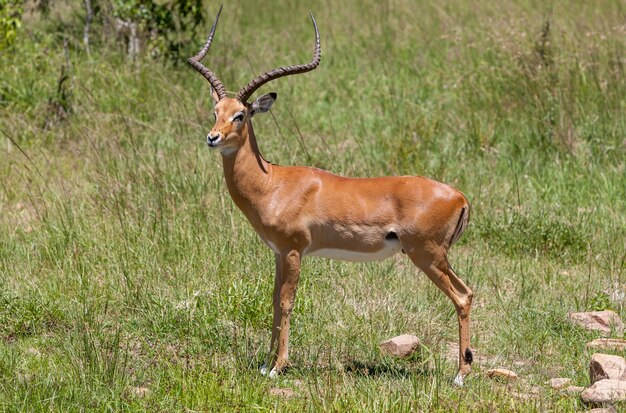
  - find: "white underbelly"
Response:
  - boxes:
[305,239,402,262]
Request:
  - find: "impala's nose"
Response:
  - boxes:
[207,133,221,146]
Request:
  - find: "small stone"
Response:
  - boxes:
[513,360,530,368]
[486,368,518,382]
[588,407,617,413]
[561,386,585,394]
[379,334,420,357]
[568,311,624,335]
[511,385,541,400]
[269,387,294,398]
[510,391,534,400]
[25,348,41,357]
[590,353,626,384]
[560,385,585,395]
[587,338,626,351]
[540,366,562,379]
[581,379,626,404]
[547,377,572,390]
[17,373,33,383]
[130,387,150,397]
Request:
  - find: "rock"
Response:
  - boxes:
[590,353,626,383]
[269,387,294,398]
[486,368,517,382]
[547,377,572,390]
[130,387,150,397]
[17,373,33,383]
[540,366,562,379]
[513,360,531,368]
[581,379,626,404]
[588,407,617,413]
[510,391,534,400]
[25,347,41,357]
[560,385,585,395]
[568,311,624,335]
[379,335,420,357]
[511,385,541,400]
[587,338,626,351]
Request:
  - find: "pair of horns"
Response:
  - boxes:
[187,5,321,104]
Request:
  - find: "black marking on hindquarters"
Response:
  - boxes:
[386,231,406,254]
[385,232,398,241]
[464,348,473,364]
[449,206,468,247]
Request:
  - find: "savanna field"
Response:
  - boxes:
[0,0,625,411]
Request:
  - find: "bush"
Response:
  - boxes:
[111,0,204,59]
[0,0,24,49]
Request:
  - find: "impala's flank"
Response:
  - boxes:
[187,6,474,386]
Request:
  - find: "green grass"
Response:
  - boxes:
[1,0,625,411]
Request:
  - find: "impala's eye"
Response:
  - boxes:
[232,113,244,123]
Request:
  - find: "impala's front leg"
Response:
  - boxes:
[262,250,301,377]
[261,254,282,376]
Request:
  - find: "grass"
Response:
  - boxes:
[1,0,625,411]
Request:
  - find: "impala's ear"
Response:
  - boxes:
[250,93,277,117]
[210,85,221,104]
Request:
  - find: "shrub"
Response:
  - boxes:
[0,0,24,49]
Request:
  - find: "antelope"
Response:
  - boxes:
[187,6,474,386]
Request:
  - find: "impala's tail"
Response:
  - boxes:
[449,197,470,247]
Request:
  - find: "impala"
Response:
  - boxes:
[188,6,474,385]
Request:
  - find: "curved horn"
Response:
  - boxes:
[236,11,321,103]
[187,5,228,100]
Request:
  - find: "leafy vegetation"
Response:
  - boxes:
[0,0,624,411]
[111,0,205,58]
[0,0,24,49]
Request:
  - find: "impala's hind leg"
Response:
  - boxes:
[405,244,473,385]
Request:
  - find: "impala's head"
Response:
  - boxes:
[187,5,320,154]
[206,93,276,153]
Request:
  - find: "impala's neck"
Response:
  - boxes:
[221,120,271,211]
